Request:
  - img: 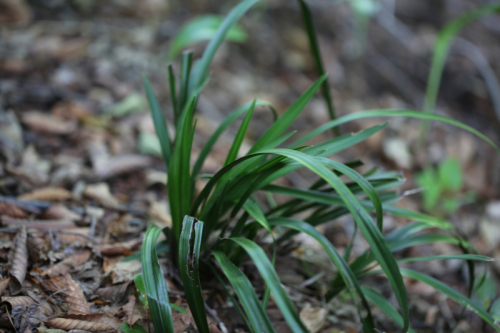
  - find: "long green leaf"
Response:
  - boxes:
[400,269,500,331]
[297,0,338,136]
[141,226,174,333]
[291,109,500,153]
[228,237,309,333]
[212,251,277,333]
[259,148,409,332]
[249,74,326,154]
[361,287,416,333]
[169,97,196,240]
[191,99,273,180]
[268,218,375,332]
[179,217,209,333]
[397,254,492,263]
[189,0,260,97]
[225,99,256,166]
[144,75,172,168]
[168,15,248,61]
[423,3,500,114]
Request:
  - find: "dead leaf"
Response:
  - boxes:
[41,276,67,294]
[1,217,77,231]
[0,0,31,23]
[27,233,49,262]
[121,295,146,325]
[94,282,131,305]
[97,239,141,256]
[0,278,11,294]
[6,145,51,186]
[19,188,73,201]
[0,202,28,218]
[41,205,81,221]
[21,111,78,135]
[43,250,92,278]
[45,313,122,331]
[83,183,120,208]
[0,110,24,163]
[1,296,35,308]
[299,303,327,333]
[94,154,151,180]
[64,273,90,315]
[8,225,28,295]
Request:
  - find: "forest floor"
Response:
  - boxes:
[1,0,500,332]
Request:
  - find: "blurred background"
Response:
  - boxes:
[1,0,500,329]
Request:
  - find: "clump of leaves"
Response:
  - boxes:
[416,157,475,216]
[136,0,500,332]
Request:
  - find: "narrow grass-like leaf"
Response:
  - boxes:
[141,226,174,333]
[268,218,375,332]
[225,99,256,166]
[168,15,248,61]
[189,0,260,97]
[191,100,273,180]
[122,240,170,262]
[179,52,193,114]
[243,200,272,234]
[228,237,308,333]
[144,75,172,168]
[400,269,500,331]
[361,287,417,333]
[212,251,276,333]
[397,254,492,263]
[169,97,196,241]
[258,148,409,332]
[249,74,326,154]
[167,64,179,120]
[291,109,500,153]
[179,217,209,333]
[297,0,338,136]
[423,3,500,114]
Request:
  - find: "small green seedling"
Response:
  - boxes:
[416,157,475,216]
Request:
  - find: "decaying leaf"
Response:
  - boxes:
[21,111,78,135]
[19,188,73,201]
[42,205,81,221]
[43,249,92,278]
[94,282,131,305]
[8,225,28,294]
[41,275,67,294]
[299,303,327,333]
[45,313,122,331]
[1,217,77,231]
[1,296,35,308]
[0,202,28,218]
[0,278,11,294]
[83,183,120,208]
[97,239,141,256]
[64,273,90,315]
[71,268,101,295]
[121,295,146,325]
[27,233,49,262]
[94,154,151,180]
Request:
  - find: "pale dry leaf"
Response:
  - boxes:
[121,295,146,325]
[94,282,131,305]
[64,273,90,315]
[19,188,73,201]
[8,225,28,295]
[97,239,141,256]
[1,217,77,231]
[0,278,11,294]
[42,205,81,221]
[299,303,327,333]
[94,154,151,180]
[43,249,92,278]
[0,202,28,218]
[1,296,35,308]
[21,111,78,135]
[83,183,120,208]
[45,313,122,332]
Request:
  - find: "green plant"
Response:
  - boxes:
[136,1,500,332]
[415,157,475,216]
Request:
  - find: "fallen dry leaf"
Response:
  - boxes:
[1,217,77,231]
[121,295,147,325]
[0,202,28,218]
[43,249,92,278]
[97,239,141,256]
[41,205,81,221]
[19,187,73,201]
[83,183,120,208]
[21,111,78,135]
[299,303,327,333]
[64,273,90,315]
[94,154,151,180]
[45,313,122,332]
[8,225,28,295]
[94,282,131,305]
[1,296,35,308]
